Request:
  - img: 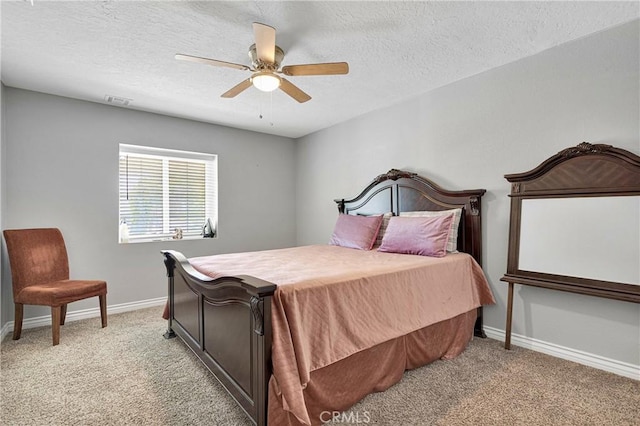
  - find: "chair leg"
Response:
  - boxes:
[51,306,61,346]
[13,303,24,340]
[99,294,107,328]
[60,304,67,325]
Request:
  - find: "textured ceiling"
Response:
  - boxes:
[2,1,638,138]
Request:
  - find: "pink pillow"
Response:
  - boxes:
[400,209,462,252]
[378,215,454,257]
[329,214,383,250]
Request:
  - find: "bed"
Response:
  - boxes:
[161,169,495,426]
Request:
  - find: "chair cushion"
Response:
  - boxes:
[15,280,107,306]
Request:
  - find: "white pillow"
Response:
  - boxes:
[400,209,462,253]
[375,212,394,247]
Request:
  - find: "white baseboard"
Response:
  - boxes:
[0,297,166,343]
[0,322,11,343]
[483,326,639,381]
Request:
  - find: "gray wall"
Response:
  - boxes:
[1,88,296,325]
[1,83,4,327]
[295,21,640,365]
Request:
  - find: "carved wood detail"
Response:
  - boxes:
[250,296,264,336]
[469,197,480,216]
[373,168,417,184]
[557,142,613,158]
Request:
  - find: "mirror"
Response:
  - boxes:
[518,196,640,286]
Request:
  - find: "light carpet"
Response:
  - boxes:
[1,307,638,425]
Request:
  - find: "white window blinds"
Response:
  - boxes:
[119,144,217,242]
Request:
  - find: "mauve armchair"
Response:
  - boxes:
[3,228,107,345]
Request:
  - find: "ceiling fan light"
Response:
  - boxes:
[251,72,281,92]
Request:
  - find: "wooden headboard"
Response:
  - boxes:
[334,169,486,266]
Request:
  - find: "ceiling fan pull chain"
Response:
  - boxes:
[270,91,274,126]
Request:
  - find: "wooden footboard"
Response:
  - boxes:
[162,250,275,426]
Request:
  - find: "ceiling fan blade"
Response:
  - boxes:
[281,62,349,76]
[221,78,253,98]
[175,54,250,71]
[253,22,276,63]
[279,78,311,103]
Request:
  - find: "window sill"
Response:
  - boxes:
[119,236,216,244]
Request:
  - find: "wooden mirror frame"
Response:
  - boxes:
[501,142,640,348]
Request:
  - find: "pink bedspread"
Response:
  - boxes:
[189,245,495,425]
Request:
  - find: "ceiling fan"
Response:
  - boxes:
[175,22,349,103]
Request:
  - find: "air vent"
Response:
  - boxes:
[104,95,132,106]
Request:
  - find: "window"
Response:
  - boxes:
[119,144,217,243]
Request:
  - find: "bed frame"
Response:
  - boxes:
[162,169,486,426]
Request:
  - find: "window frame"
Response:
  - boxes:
[118,143,218,244]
